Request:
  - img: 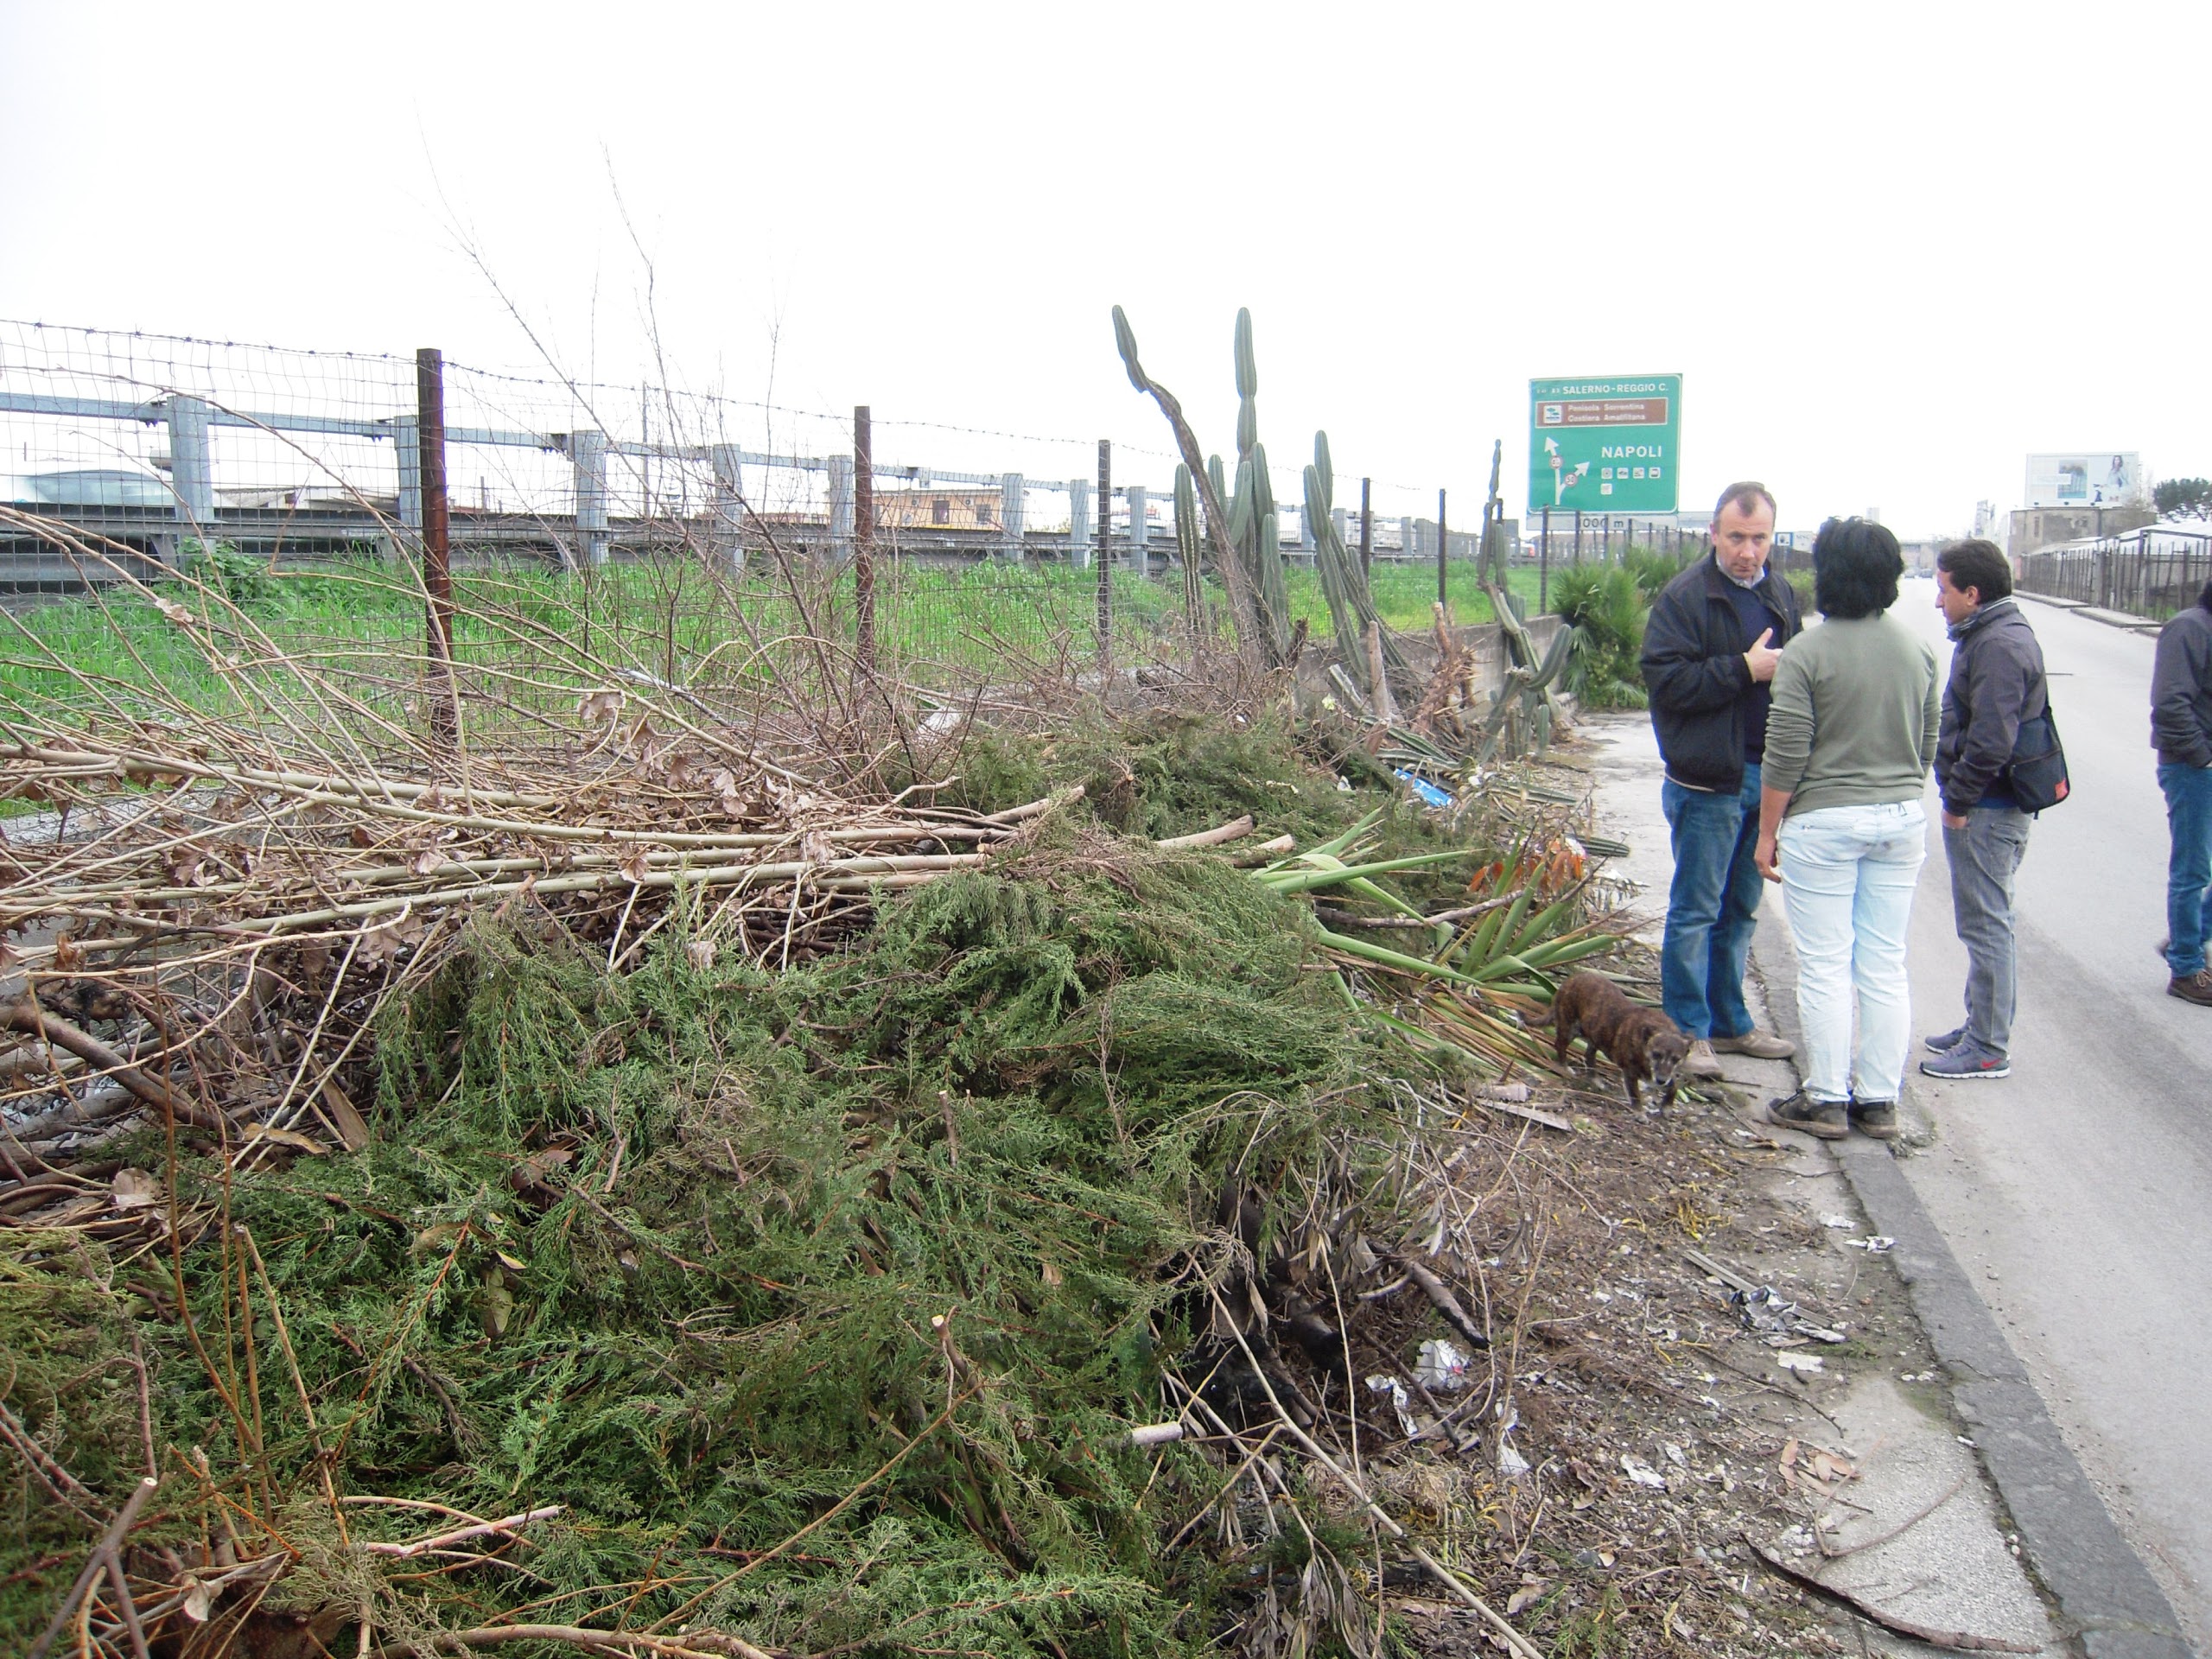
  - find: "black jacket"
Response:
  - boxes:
[1641,555,1803,792]
[1936,597,2048,817]
[2152,601,2212,770]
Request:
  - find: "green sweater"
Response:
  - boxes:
[1760,614,1941,817]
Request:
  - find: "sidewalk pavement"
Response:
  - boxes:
[1585,712,2190,1658]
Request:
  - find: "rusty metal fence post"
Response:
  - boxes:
[1435,488,1447,611]
[853,405,876,676]
[415,347,458,747]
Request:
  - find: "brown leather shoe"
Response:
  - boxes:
[2170,968,2212,1007]
[1713,1029,1796,1060]
[1681,1039,1724,1080]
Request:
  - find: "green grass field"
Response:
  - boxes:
[0,554,1554,732]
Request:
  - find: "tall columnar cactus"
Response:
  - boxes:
[1304,429,1410,704]
[1111,306,1270,661]
[1214,308,1293,664]
[1112,304,1294,667]
[1173,463,1205,632]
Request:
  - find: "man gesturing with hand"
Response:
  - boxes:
[1640,481,1806,1080]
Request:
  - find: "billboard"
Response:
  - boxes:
[2024,453,2139,507]
[1529,374,1681,516]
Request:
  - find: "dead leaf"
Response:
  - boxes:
[111,1168,162,1211]
[242,1123,326,1155]
[683,939,716,972]
[577,689,623,723]
[620,848,654,883]
[1040,1260,1063,1288]
[182,1579,213,1622]
[155,597,196,626]
[1505,1583,1546,1617]
[481,1264,515,1336]
[512,1146,574,1195]
[318,1078,372,1151]
[359,912,426,963]
[800,830,835,865]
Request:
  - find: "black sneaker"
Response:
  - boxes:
[1766,1090,1847,1140]
[1849,1100,1898,1140]
[2170,968,2212,1007]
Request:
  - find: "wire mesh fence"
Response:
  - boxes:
[2,318,1732,727]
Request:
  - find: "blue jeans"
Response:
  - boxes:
[2161,761,2212,977]
[1661,764,1764,1041]
[1777,801,1929,1103]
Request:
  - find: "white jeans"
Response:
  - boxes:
[1777,801,1928,1104]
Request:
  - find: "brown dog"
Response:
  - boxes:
[1535,971,1689,1113]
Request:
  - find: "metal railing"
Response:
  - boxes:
[2017,525,2212,621]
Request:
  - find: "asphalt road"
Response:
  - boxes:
[1859,579,2210,1649]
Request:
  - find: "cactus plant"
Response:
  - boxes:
[1477,581,1572,760]
[1112,304,1295,666]
[1111,305,1270,660]
[1173,463,1205,632]
[1303,429,1411,704]
[1212,308,1293,664]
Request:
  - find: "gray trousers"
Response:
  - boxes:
[1943,806,2032,1057]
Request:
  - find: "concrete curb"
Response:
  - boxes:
[2014,591,2165,634]
[1750,912,2192,1659]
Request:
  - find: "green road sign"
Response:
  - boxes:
[1529,374,1681,516]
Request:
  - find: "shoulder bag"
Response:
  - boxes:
[2002,698,2070,811]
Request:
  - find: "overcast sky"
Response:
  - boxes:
[2,2,2203,536]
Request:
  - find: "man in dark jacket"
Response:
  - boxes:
[1640,480,1804,1078]
[2152,576,2212,1007]
[1922,540,2047,1080]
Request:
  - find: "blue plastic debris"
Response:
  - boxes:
[1393,769,1455,810]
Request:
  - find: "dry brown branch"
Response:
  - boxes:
[26,1474,160,1659]
[362,1506,565,1559]
[2,999,220,1132]
[1389,1252,1492,1351]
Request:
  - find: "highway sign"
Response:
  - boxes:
[1529,374,1681,515]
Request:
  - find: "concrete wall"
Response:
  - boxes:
[2008,504,2154,561]
[1295,613,1568,712]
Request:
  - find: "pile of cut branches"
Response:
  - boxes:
[3,518,1659,1659]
